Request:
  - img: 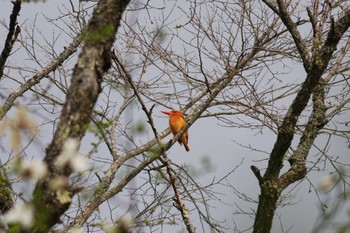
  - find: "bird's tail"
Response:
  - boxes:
[178,140,190,152]
[184,143,190,152]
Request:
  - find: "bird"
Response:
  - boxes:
[161,110,190,152]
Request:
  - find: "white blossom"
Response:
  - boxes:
[118,213,133,225]
[318,174,338,192]
[49,176,69,190]
[70,155,90,174]
[20,159,48,180]
[55,138,90,174]
[55,138,79,168]
[68,227,85,233]
[4,202,34,228]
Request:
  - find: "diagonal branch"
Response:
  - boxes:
[320,9,350,65]
[0,30,84,120]
[324,36,350,83]
[164,158,196,233]
[278,80,327,192]
[263,0,311,70]
[112,51,164,150]
[62,13,277,231]
[252,7,350,233]
[113,52,197,233]
[62,151,160,232]
[0,0,21,80]
[25,0,131,232]
[263,8,350,182]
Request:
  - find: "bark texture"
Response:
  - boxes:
[19,0,131,232]
[252,5,350,233]
[0,0,21,79]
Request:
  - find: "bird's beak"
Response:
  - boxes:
[161,111,171,115]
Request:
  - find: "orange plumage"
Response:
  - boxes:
[161,110,190,152]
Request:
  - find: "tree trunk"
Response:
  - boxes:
[252,4,350,233]
[253,181,279,233]
[21,0,131,232]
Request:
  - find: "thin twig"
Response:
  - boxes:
[0,29,84,120]
[112,51,196,233]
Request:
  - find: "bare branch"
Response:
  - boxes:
[27,0,131,232]
[0,0,21,79]
[263,0,311,70]
[251,165,263,185]
[264,8,350,182]
[0,30,83,120]
[278,80,327,191]
[113,51,197,233]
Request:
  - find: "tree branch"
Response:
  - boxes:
[263,0,311,70]
[251,165,263,185]
[0,0,21,80]
[278,79,327,191]
[263,8,350,182]
[24,0,131,232]
[164,157,196,233]
[253,6,350,233]
[320,9,350,64]
[0,30,84,120]
[113,51,197,233]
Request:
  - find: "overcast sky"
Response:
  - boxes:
[1,1,349,232]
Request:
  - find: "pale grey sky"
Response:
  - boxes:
[0,1,349,233]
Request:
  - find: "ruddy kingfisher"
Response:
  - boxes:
[161,110,190,152]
